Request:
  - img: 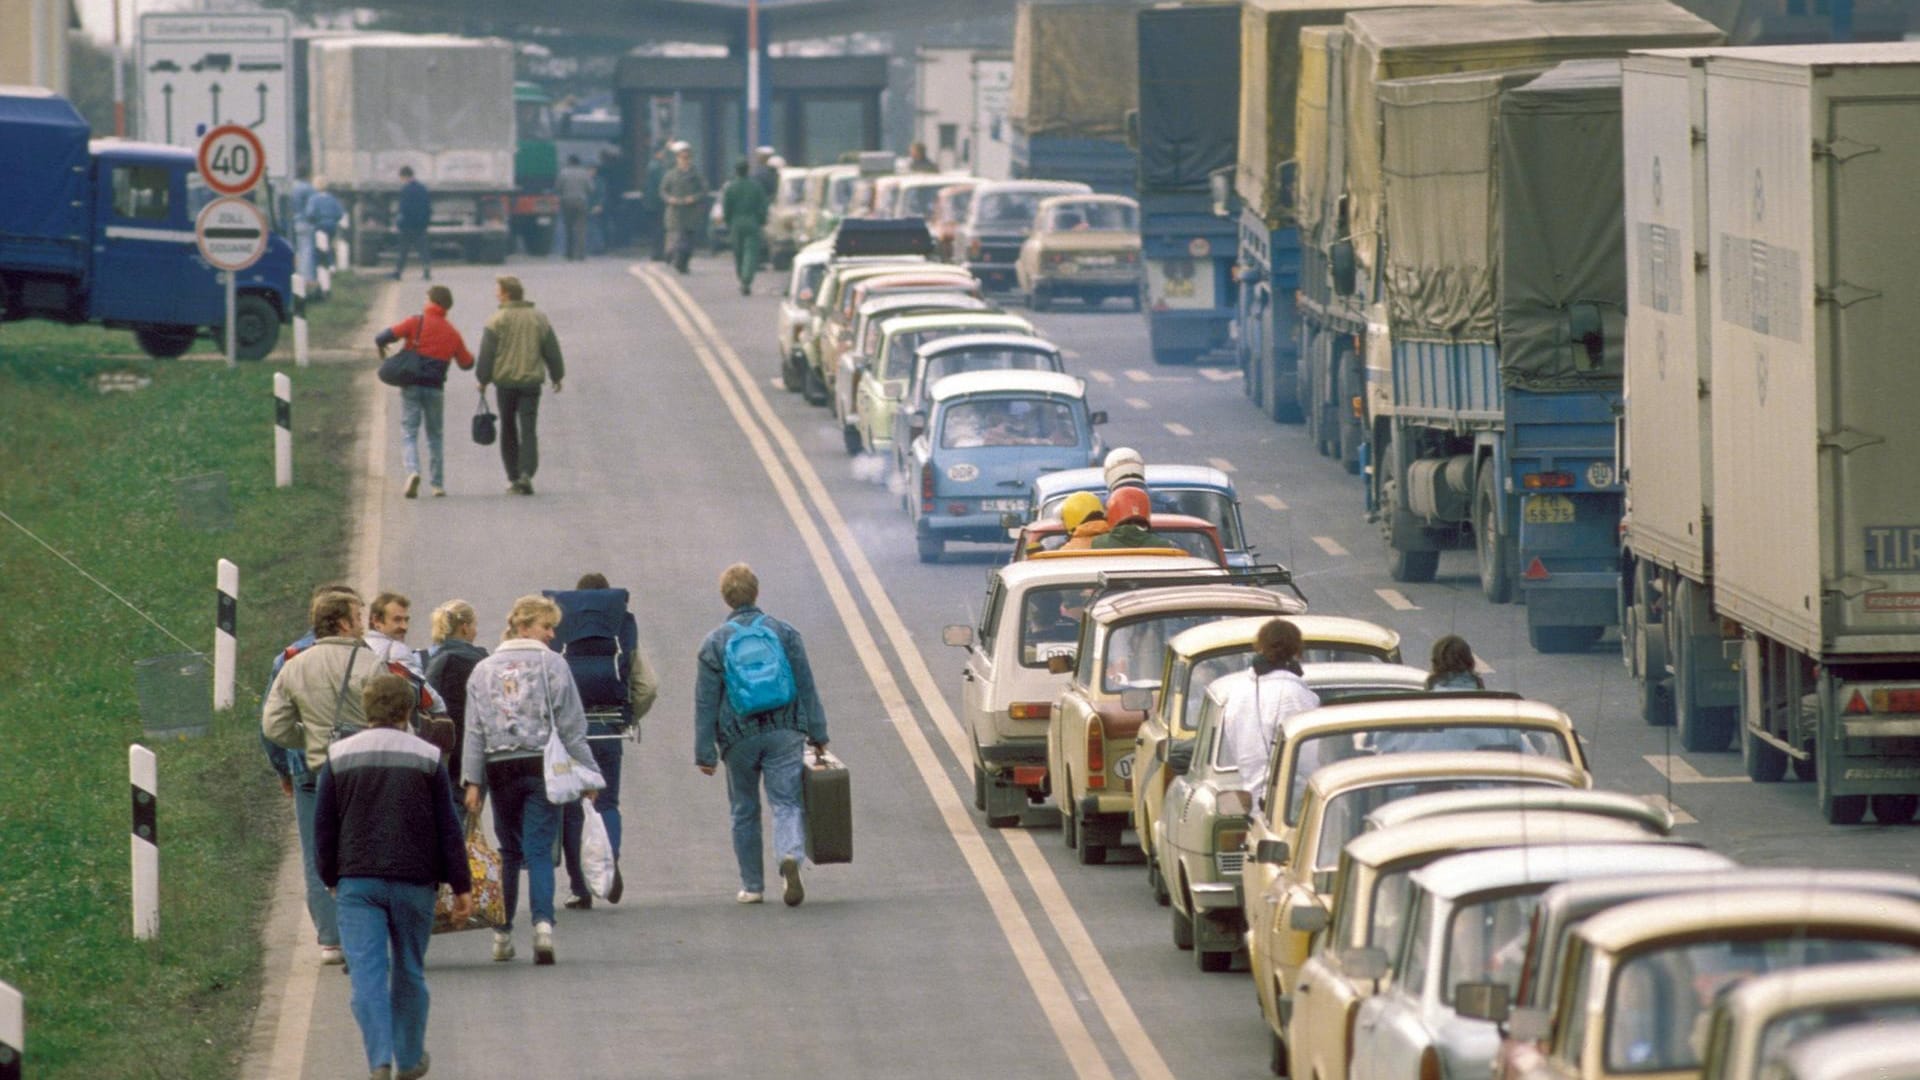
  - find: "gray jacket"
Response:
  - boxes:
[262,637,382,770]
[460,637,596,788]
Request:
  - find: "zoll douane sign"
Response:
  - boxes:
[195,197,270,272]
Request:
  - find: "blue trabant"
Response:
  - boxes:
[908,370,1107,563]
[1028,465,1257,567]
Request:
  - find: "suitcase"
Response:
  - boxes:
[801,748,852,864]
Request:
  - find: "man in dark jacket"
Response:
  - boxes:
[391,166,433,281]
[316,675,471,1080]
[694,563,828,908]
[721,161,770,295]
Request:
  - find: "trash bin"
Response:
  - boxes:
[135,653,212,738]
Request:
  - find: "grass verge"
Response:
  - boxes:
[0,270,379,359]
[0,300,369,1076]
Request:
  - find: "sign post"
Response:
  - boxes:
[195,125,268,367]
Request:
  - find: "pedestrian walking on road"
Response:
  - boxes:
[317,674,472,1080]
[263,590,386,966]
[659,143,708,274]
[425,600,487,774]
[306,179,346,287]
[552,573,660,909]
[475,275,565,496]
[721,160,770,296]
[1217,618,1320,808]
[376,286,474,499]
[749,145,779,200]
[1426,634,1486,691]
[694,563,829,907]
[556,154,596,261]
[641,142,670,261]
[462,595,601,965]
[391,165,433,281]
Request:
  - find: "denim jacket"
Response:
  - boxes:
[694,605,828,767]
[460,638,595,788]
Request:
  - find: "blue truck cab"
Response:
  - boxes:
[0,88,291,360]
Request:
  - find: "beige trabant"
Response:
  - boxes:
[809,264,976,404]
[1523,891,1920,1080]
[1363,787,1678,837]
[777,240,834,392]
[801,163,858,242]
[1697,958,1920,1080]
[1015,194,1144,312]
[1133,614,1406,900]
[1156,663,1429,968]
[763,166,813,270]
[1253,810,1678,1080]
[1778,1019,1920,1080]
[1048,574,1306,865]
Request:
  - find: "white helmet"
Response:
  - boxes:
[1104,447,1146,494]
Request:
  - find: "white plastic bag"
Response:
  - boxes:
[543,720,604,804]
[579,799,616,900]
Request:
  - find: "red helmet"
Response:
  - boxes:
[1106,485,1152,528]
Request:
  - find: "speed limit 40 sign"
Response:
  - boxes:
[197,124,266,196]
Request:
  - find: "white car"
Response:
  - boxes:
[777,240,833,392]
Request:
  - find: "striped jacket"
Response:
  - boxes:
[314,726,470,891]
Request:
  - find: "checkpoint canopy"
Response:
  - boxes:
[138,12,294,179]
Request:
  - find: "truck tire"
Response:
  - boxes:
[1742,723,1788,782]
[520,221,554,258]
[1816,743,1868,825]
[1475,467,1514,603]
[226,295,280,361]
[1872,794,1918,824]
[135,325,198,359]
[1673,585,1735,752]
[916,532,943,564]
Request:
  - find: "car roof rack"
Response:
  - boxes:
[1092,564,1305,604]
[1310,690,1526,709]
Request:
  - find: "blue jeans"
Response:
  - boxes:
[294,220,316,287]
[723,729,807,894]
[393,227,431,278]
[487,762,561,931]
[292,769,340,947]
[563,723,624,896]
[335,877,436,1075]
[398,385,446,488]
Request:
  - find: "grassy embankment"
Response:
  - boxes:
[0,282,374,1077]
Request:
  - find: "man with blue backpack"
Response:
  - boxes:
[694,563,829,907]
[546,573,659,908]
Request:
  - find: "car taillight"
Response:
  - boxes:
[1522,472,1574,489]
[1213,824,1247,854]
[921,464,935,514]
[1871,688,1920,714]
[1419,1048,1443,1080]
[1008,702,1052,721]
[1085,719,1105,788]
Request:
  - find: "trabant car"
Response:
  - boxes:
[1348,845,1737,1080]
[1156,669,1435,969]
[1253,812,1687,1080]
[1779,1020,1920,1080]
[1696,958,1920,1080]
[778,240,834,391]
[1363,788,1678,837]
[1048,569,1307,864]
[944,552,1219,826]
[959,180,1093,291]
[891,334,1067,474]
[1494,869,1920,1080]
[843,313,1035,456]
[1134,617,1406,899]
[1031,465,1256,567]
[763,166,812,270]
[1515,892,1920,1080]
[799,164,856,243]
[811,265,977,403]
[894,173,972,222]
[931,182,980,262]
[1015,194,1143,311]
[821,273,985,417]
[1016,513,1226,565]
[834,294,997,446]
[1290,841,1728,1080]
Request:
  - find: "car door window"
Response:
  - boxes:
[112,166,172,221]
[1398,893,1433,995]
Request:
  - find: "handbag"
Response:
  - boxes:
[434,818,506,934]
[471,388,497,446]
[540,660,605,804]
[377,348,442,388]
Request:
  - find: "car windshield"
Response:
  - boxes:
[780,174,808,203]
[1443,891,1545,1004]
[1102,613,1238,694]
[828,175,857,212]
[1606,938,1918,1074]
[977,191,1051,227]
[1048,202,1137,231]
[1757,1002,1920,1074]
[1182,648,1398,732]
[1144,489,1243,550]
[902,185,945,217]
[1313,780,1560,871]
[1282,725,1572,825]
[1022,586,1093,667]
[947,189,976,218]
[889,328,1014,381]
[941,397,1080,449]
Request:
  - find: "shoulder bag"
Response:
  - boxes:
[540,657,605,804]
[471,388,497,445]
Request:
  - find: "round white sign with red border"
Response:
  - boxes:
[195,197,270,271]
[197,124,266,197]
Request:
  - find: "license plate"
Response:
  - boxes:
[1164,279,1196,298]
[982,498,1026,512]
[1080,255,1117,266]
[1523,494,1575,525]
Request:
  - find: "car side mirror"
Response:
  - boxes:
[1119,688,1153,713]
[1164,738,1195,775]
[1330,240,1357,297]
[1088,410,1108,426]
[942,624,974,648]
[1339,946,1389,981]
[1046,653,1076,675]
[1454,982,1512,1025]
[1255,838,1290,865]
[1506,1007,1552,1043]
[1289,904,1330,934]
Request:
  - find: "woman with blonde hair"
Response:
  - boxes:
[460,595,599,966]
[424,601,486,811]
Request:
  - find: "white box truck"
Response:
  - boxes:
[1701,44,1920,824]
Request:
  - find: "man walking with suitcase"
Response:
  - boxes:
[694,563,827,906]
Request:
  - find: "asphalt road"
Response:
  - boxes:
[284,250,1916,1079]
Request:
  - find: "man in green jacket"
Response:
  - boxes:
[658,143,708,274]
[476,275,565,496]
[721,161,770,295]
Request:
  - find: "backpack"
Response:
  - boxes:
[544,589,638,718]
[380,658,457,755]
[723,614,796,718]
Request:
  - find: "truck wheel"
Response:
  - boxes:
[1817,744,1868,825]
[1029,284,1050,312]
[1529,624,1602,654]
[1171,900,1194,950]
[135,325,198,359]
[1475,467,1514,603]
[229,295,280,361]
[1793,750,1817,782]
[916,533,943,564]
[1673,592,1735,751]
[521,223,554,258]
[1872,794,1918,824]
[1742,722,1788,782]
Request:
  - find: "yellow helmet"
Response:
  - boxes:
[1061,491,1105,532]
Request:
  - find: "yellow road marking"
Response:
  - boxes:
[1199,368,1239,382]
[1311,536,1348,557]
[1163,422,1193,437]
[638,266,1131,1080]
[1088,368,1113,384]
[1256,494,1289,512]
[1375,587,1420,611]
[1208,457,1236,474]
[1642,754,1752,784]
[1124,369,1152,383]
[1126,397,1151,410]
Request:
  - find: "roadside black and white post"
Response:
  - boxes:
[130,745,159,941]
[224,269,238,369]
[316,232,334,297]
[0,977,21,1080]
[292,273,310,367]
[274,374,293,488]
[215,559,238,710]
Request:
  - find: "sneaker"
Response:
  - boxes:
[518,478,535,495]
[430,485,446,497]
[564,893,592,911]
[397,1052,431,1080]
[370,1068,393,1080]
[319,945,345,966]
[533,921,555,966]
[506,480,522,495]
[404,473,421,499]
[607,865,624,905]
[736,890,764,904]
[491,931,515,962]
[781,857,805,908]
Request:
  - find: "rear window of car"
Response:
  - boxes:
[902,185,944,218]
[940,398,1080,449]
[925,348,1060,384]
[1313,779,1561,871]
[1146,490,1243,550]
[1101,613,1242,694]
[1280,724,1574,825]
[1021,586,1094,667]
[1047,202,1137,231]
[977,192,1048,227]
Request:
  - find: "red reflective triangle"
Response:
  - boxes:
[1523,557,1551,581]
[1845,690,1871,715]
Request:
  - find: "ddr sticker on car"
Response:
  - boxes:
[1113,754,1135,781]
[947,463,980,483]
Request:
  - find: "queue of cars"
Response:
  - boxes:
[767,195,1920,1080]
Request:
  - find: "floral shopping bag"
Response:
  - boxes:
[434,823,506,934]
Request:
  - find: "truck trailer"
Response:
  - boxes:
[1009,1,1139,197]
